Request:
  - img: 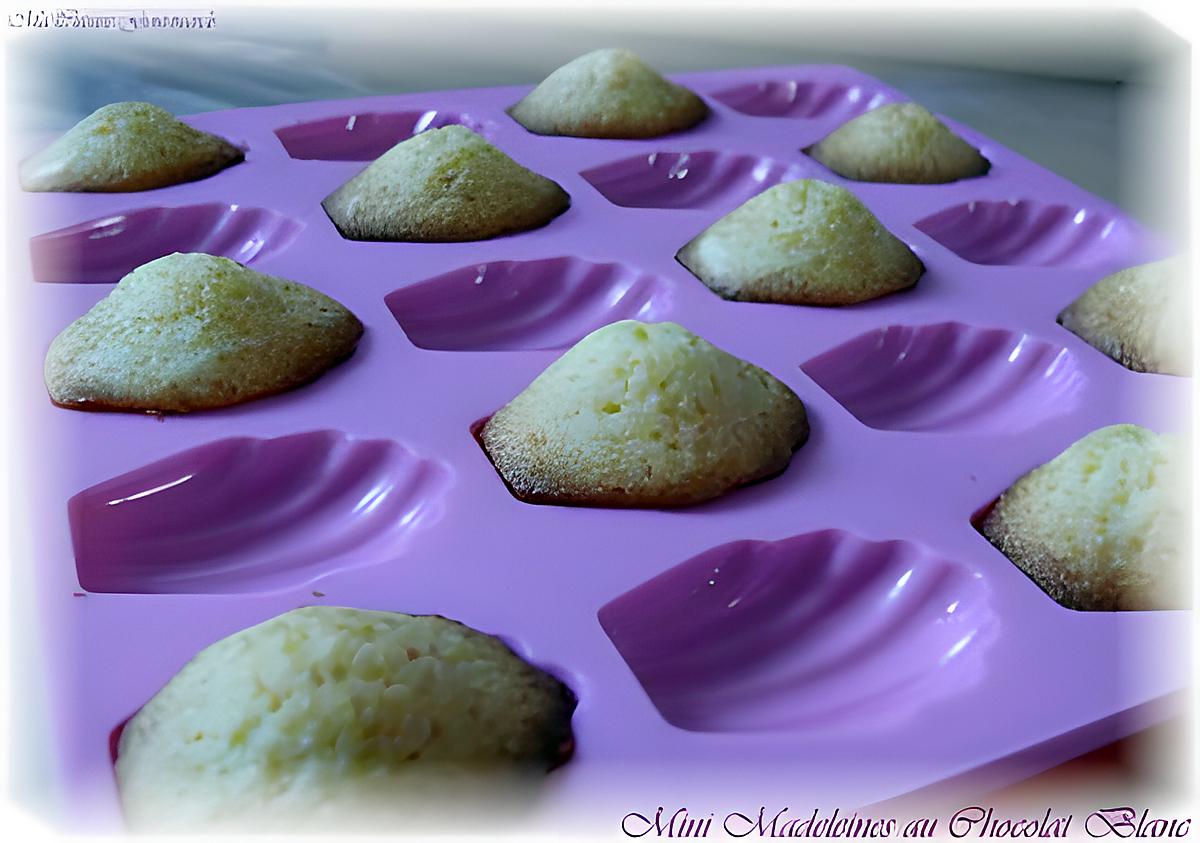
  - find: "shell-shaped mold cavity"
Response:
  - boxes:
[69,431,452,594]
[580,151,805,211]
[709,79,890,121]
[599,530,994,733]
[802,323,1086,434]
[30,204,303,284]
[274,110,496,161]
[913,200,1131,268]
[385,257,672,352]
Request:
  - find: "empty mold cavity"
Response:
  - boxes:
[274,110,495,160]
[386,257,671,352]
[580,151,805,210]
[70,431,451,594]
[913,200,1130,268]
[801,322,1085,434]
[709,79,889,121]
[30,204,303,284]
[599,530,993,733]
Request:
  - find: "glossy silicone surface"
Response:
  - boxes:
[19,64,1189,829]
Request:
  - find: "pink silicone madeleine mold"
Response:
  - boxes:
[581,151,805,210]
[709,78,890,120]
[599,530,994,733]
[275,110,496,160]
[21,65,1190,827]
[69,431,452,594]
[30,203,303,283]
[801,322,1086,434]
[914,199,1132,268]
[386,257,672,352]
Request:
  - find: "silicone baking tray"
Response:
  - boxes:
[18,63,1191,830]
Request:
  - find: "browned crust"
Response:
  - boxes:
[1057,298,1189,377]
[677,252,925,307]
[1057,306,1156,374]
[804,143,990,185]
[478,400,810,508]
[413,614,577,769]
[980,505,1122,611]
[47,319,363,414]
[979,497,1181,613]
[506,94,709,140]
[36,140,245,193]
[322,184,570,243]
